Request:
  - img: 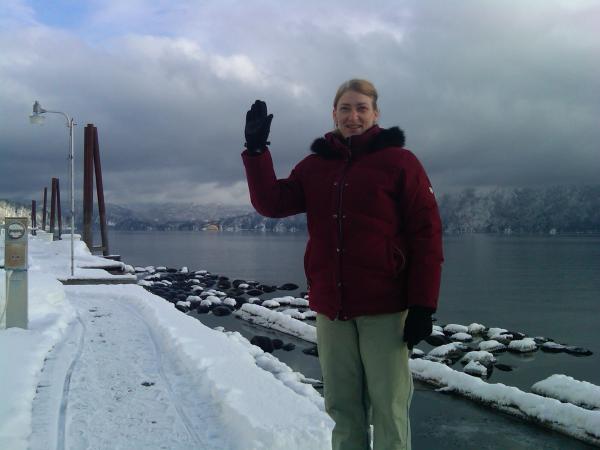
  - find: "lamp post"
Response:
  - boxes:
[30,101,76,277]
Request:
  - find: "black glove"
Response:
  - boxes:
[403,306,434,350]
[245,100,273,154]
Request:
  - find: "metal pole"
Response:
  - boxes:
[56,178,62,239]
[70,118,75,277]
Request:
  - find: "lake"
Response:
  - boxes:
[107,230,600,449]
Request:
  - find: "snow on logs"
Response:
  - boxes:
[531,374,600,411]
[410,359,600,447]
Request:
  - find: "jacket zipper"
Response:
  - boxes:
[336,137,352,319]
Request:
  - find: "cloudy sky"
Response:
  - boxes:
[1,0,598,206]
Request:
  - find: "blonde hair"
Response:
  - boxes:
[333,79,379,111]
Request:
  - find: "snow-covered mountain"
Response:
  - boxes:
[3,185,600,233]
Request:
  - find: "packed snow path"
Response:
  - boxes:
[31,288,233,450]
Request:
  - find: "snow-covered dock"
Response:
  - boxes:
[0,234,332,450]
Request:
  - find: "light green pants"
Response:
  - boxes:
[317,311,413,450]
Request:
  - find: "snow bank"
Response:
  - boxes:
[532,374,600,410]
[1,242,77,450]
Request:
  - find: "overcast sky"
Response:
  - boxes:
[1,0,599,206]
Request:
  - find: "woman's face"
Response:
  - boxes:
[333,90,379,138]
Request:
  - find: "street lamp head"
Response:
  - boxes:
[29,100,46,124]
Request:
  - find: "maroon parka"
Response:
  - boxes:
[242,125,443,320]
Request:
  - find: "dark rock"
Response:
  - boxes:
[187,297,201,307]
[272,339,284,350]
[226,288,245,297]
[141,381,155,387]
[299,291,309,298]
[425,334,452,346]
[251,335,274,353]
[234,296,248,307]
[540,342,565,353]
[564,346,593,356]
[258,284,277,293]
[278,283,299,291]
[232,279,247,288]
[507,331,526,340]
[217,281,232,290]
[166,268,178,273]
[494,334,514,345]
[175,303,189,313]
[212,305,233,317]
[246,289,264,296]
[196,304,210,314]
[302,345,319,357]
[494,363,514,372]
[282,343,296,351]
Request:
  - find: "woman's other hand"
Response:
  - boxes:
[403,306,434,349]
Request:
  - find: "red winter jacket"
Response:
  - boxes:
[242,125,443,320]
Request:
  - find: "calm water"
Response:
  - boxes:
[108,230,600,449]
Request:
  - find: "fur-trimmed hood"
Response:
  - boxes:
[310,126,405,159]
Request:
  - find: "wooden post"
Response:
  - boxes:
[83,124,94,248]
[50,178,57,237]
[56,178,62,239]
[93,126,110,256]
[31,200,37,235]
[42,187,48,231]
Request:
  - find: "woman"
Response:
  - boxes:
[242,79,443,450]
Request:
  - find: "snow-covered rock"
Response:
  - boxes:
[291,298,310,307]
[427,342,468,359]
[467,323,486,335]
[464,360,488,377]
[487,327,508,339]
[223,297,237,307]
[444,324,469,334]
[478,340,506,352]
[262,299,281,308]
[461,351,496,366]
[451,332,473,342]
[509,338,537,353]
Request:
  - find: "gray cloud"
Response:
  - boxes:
[1,0,599,206]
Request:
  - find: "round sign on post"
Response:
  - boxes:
[7,222,26,240]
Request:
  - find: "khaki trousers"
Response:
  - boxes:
[317,311,412,450]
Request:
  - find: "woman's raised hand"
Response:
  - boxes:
[244,100,273,154]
